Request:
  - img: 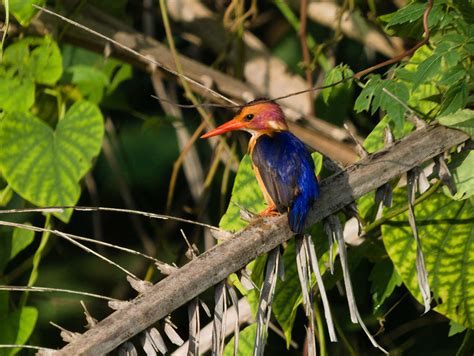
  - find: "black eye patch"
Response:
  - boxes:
[244,114,254,121]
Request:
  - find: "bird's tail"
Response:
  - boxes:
[289,194,311,234]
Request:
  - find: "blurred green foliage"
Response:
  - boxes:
[0,0,472,355]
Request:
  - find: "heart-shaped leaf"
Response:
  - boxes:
[382,190,474,328]
[0,101,104,222]
[0,77,35,112]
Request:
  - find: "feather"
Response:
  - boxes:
[252,131,319,233]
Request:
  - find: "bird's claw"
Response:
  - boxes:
[259,206,279,217]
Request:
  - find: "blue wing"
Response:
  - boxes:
[251,131,319,233]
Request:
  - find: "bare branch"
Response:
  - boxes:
[56,124,468,355]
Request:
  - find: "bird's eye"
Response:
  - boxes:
[244,114,254,121]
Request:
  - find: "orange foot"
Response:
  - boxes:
[259,205,280,217]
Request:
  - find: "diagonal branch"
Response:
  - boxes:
[56,124,468,355]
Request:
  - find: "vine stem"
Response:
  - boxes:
[313,300,327,356]
[19,213,51,308]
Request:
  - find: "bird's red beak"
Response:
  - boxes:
[200,118,246,139]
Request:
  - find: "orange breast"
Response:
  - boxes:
[249,136,275,207]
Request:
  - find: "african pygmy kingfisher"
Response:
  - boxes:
[201,99,319,234]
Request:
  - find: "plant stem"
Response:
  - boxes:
[20,214,52,307]
[313,300,326,356]
[274,0,330,72]
[333,314,357,356]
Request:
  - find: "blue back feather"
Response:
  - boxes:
[252,131,319,233]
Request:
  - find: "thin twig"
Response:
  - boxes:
[0,220,139,280]
[0,219,163,264]
[0,205,221,231]
[0,285,119,301]
[0,344,55,352]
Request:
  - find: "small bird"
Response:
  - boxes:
[201,98,319,234]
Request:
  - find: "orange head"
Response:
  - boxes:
[201,99,288,138]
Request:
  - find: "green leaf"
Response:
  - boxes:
[312,152,323,176]
[369,259,402,312]
[440,80,468,116]
[104,62,133,94]
[9,0,45,26]
[354,75,382,113]
[219,155,265,232]
[355,76,409,129]
[373,80,409,130]
[272,240,300,347]
[363,115,414,154]
[447,151,474,200]
[438,109,474,138]
[449,321,466,337]
[321,65,353,104]
[403,46,440,115]
[28,38,63,85]
[11,224,35,260]
[223,323,256,356]
[68,65,110,103]
[382,191,474,328]
[3,40,30,69]
[386,1,444,28]
[387,2,427,27]
[0,77,35,112]
[439,65,466,86]
[0,306,38,356]
[0,185,13,206]
[0,101,104,222]
[412,53,442,89]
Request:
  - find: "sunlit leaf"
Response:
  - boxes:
[219,155,264,232]
[383,190,474,328]
[9,0,45,26]
[11,224,35,261]
[412,53,442,89]
[387,2,427,26]
[321,65,353,104]
[0,101,104,222]
[354,75,382,113]
[3,41,30,68]
[223,323,256,356]
[28,38,63,85]
[438,109,474,138]
[445,151,474,200]
[272,240,300,347]
[440,80,468,116]
[448,321,466,337]
[363,116,413,153]
[0,77,35,112]
[68,65,110,103]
